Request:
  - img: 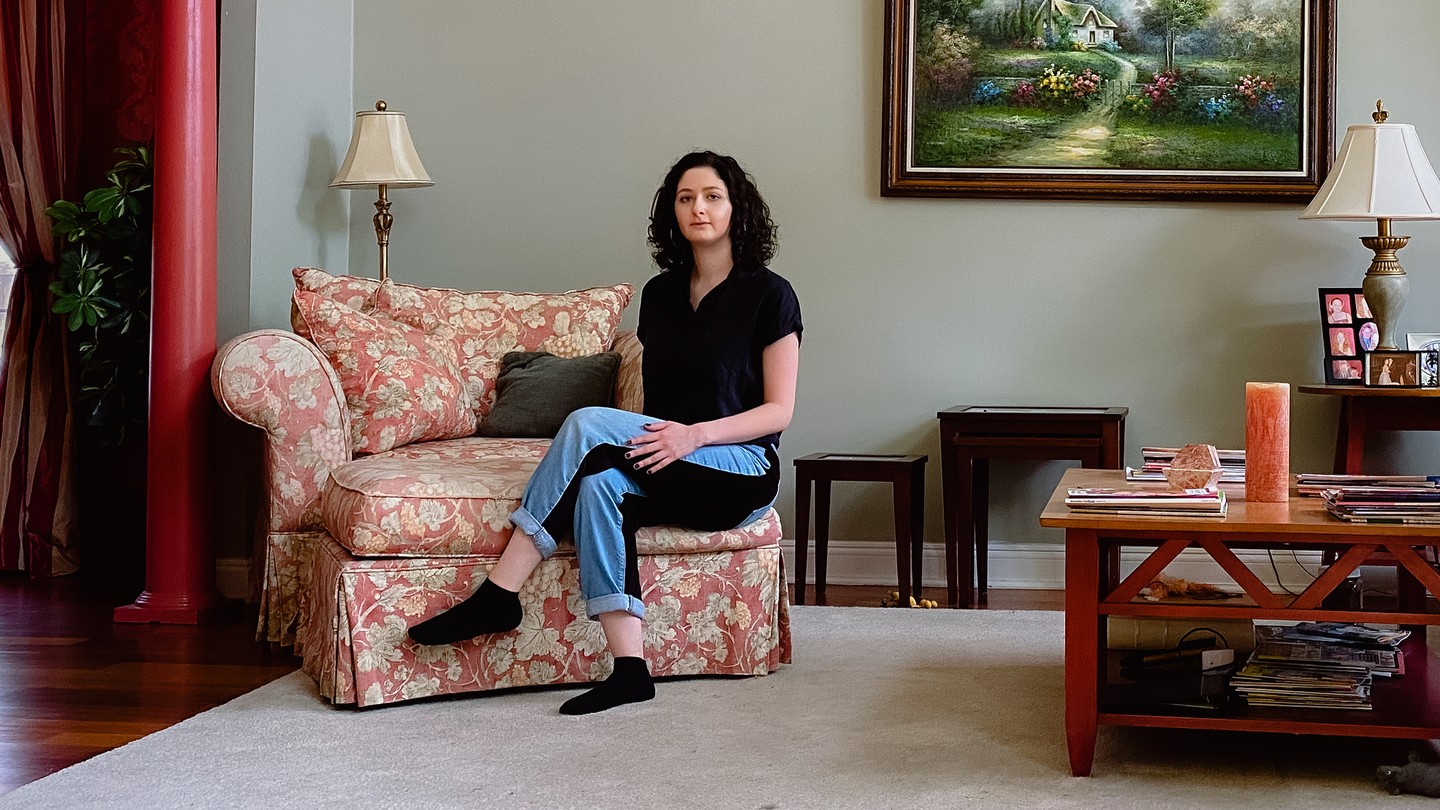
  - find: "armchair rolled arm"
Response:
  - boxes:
[612,329,643,413]
[211,330,352,532]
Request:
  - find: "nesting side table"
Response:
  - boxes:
[938,406,1127,608]
[792,453,927,606]
[1298,384,1440,474]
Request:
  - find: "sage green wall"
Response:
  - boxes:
[339,0,1440,553]
[216,0,354,564]
[220,0,354,342]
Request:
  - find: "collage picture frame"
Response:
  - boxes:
[1317,288,1373,384]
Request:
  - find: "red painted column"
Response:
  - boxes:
[114,0,224,623]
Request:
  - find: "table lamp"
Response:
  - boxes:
[1300,101,1440,351]
[331,100,433,282]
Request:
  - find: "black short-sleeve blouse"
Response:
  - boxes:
[636,264,802,448]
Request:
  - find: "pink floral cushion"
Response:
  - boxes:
[320,436,783,557]
[372,281,634,418]
[293,290,478,455]
[290,267,381,339]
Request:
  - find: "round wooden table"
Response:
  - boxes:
[1298,384,1440,473]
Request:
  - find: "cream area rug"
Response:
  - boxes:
[1,607,1427,809]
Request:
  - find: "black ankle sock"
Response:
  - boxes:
[559,656,655,715]
[408,579,522,645]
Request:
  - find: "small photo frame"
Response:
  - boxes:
[1328,327,1356,356]
[1323,293,1353,324]
[1406,333,1440,386]
[1319,288,1375,385]
[1331,359,1363,381]
[1358,321,1379,351]
[1365,350,1438,388]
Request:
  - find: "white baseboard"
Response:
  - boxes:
[216,557,252,601]
[779,539,1326,593]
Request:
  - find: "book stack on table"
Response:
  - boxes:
[1126,447,1246,484]
[1064,487,1227,518]
[1230,622,1408,711]
[1301,475,1440,524]
[1296,473,1440,497]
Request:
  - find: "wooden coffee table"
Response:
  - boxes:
[1040,468,1440,777]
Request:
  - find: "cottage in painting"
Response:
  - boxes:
[1038,0,1117,48]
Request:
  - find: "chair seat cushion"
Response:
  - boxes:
[321,437,782,557]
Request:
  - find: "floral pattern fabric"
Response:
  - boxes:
[258,531,326,646]
[211,329,352,533]
[322,436,784,558]
[293,290,478,455]
[611,330,644,413]
[301,533,792,707]
[322,437,548,557]
[372,281,634,419]
[289,267,380,339]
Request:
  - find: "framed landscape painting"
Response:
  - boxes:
[882,0,1335,201]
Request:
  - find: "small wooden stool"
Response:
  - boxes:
[792,453,927,606]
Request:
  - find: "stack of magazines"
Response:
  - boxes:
[1125,447,1246,484]
[1320,486,1440,525]
[1296,473,1440,496]
[1065,487,1227,518]
[1230,622,1408,711]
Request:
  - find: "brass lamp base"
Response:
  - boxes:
[1360,218,1410,351]
[372,183,393,283]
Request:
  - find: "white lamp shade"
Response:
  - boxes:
[1301,122,1440,221]
[331,106,433,189]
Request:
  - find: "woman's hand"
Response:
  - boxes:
[626,421,701,473]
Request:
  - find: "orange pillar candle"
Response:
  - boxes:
[1245,382,1290,503]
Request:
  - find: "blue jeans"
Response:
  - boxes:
[509,406,776,619]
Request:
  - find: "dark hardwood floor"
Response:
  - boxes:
[0,574,1060,795]
[0,574,298,794]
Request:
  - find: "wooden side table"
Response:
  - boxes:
[1298,384,1440,474]
[792,454,927,606]
[938,406,1126,609]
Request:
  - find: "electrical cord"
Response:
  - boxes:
[1178,626,1229,650]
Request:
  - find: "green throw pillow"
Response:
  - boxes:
[477,351,621,438]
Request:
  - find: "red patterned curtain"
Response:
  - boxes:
[0,0,82,576]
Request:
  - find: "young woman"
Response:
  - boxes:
[409,151,802,715]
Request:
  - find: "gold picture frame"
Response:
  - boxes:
[882,0,1336,201]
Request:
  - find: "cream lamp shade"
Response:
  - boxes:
[332,100,433,282]
[331,102,433,188]
[1300,101,1440,352]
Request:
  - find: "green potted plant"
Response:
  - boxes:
[44,147,153,588]
[45,146,153,446]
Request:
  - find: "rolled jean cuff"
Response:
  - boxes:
[509,507,557,559]
[586,593,646,620]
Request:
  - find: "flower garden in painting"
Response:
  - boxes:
[914,0,1305,171]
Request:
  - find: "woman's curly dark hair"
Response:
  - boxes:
[647,151,777,272]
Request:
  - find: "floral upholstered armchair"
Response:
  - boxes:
[211,269,791,706]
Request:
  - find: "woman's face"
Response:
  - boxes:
[674,167,733,250]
